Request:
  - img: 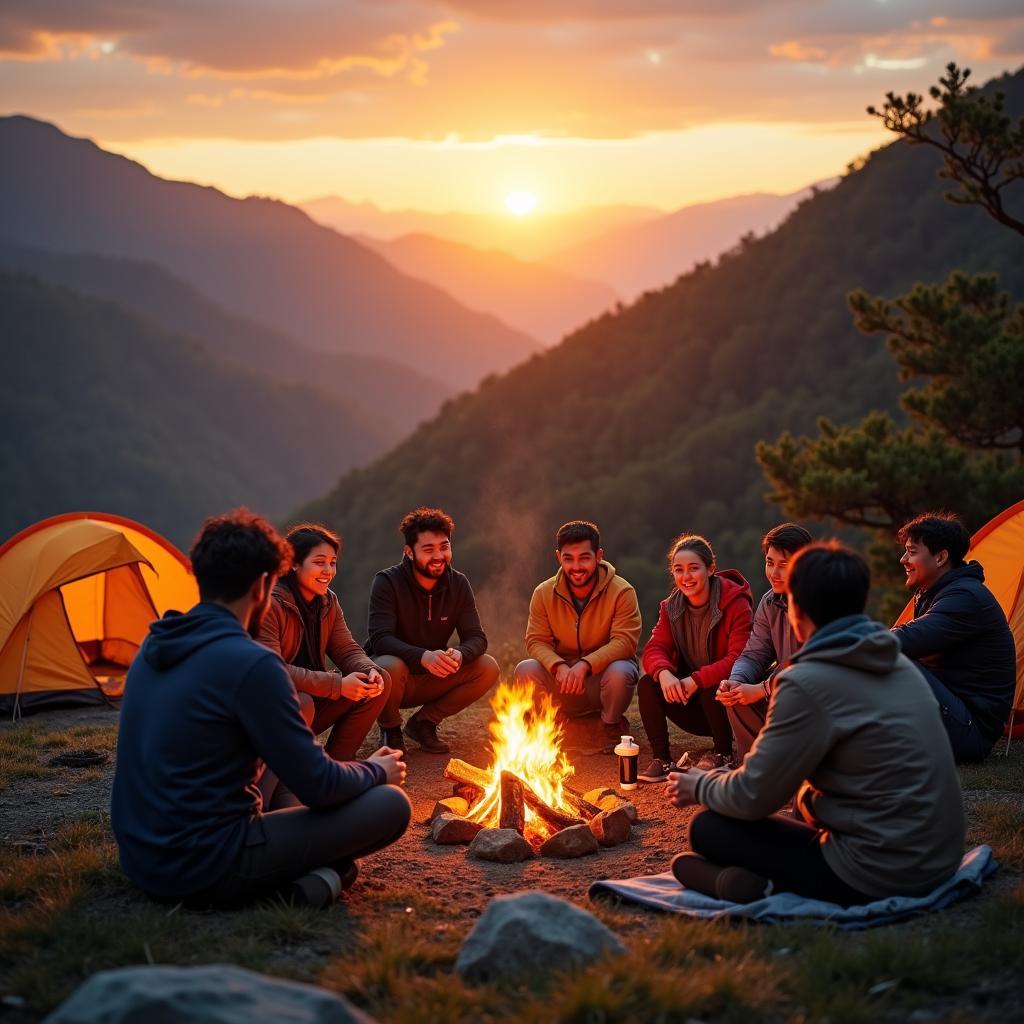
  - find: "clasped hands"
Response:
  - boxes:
[421,647,463,677]
[658,669,698,704]
[331,668,385,702]
[554,659,590,695]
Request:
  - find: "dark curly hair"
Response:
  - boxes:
[190,508,292,602]
[400,507,455,548]
[898,512,970,565]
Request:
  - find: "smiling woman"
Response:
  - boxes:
[505,190,537,216]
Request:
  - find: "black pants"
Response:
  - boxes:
[637,674,733,760]
[688,808,871,907]
[184,784,411,909]
[913,661,997,764]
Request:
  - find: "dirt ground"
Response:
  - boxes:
[1,695,1020,921]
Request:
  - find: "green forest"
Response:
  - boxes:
[302,68,1024,642]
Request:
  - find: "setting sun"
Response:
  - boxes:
[505,190,537,216]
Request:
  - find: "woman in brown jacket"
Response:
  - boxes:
[258,523,390,762]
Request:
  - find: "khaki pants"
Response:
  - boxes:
[375,654,499,727]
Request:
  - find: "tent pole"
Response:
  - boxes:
[12,605,33,722]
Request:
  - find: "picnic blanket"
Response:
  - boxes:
[588,845,997,930]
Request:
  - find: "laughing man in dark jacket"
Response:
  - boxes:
[891,512,1015,763]
[366,507,499,754]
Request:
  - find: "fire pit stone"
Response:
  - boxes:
[468,828,535,863]
[584,787,639,822]
[431,813,485,845]
[588,805,632,847]
[539,823,599,859]
[429,796,469,822]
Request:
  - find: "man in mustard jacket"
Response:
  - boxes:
[514,520,642,750]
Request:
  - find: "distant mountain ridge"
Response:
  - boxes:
[358,232,620,344]
[0,116,539,390]
[550,184,836,300]
[0,241,449,440]
[0,272,387,546]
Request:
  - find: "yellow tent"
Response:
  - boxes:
[895,499,1024,738]
[0,513,198,716]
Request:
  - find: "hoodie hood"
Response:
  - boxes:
[143,602,246,671]
[792,614,900,675]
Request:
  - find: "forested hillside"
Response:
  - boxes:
[0,274,386,546]
[300,70,1024,640]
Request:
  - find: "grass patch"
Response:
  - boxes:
[969,801,1024,869]
[0,721,118,792]
[960,739,1024,793]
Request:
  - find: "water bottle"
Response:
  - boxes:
[614,735,639,791]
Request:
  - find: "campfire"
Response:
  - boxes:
[435,682,636,860]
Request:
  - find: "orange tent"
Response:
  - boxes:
[0,513,198,716]
[895,500,1024,739]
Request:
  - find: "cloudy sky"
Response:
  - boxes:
[2,1,1022,211]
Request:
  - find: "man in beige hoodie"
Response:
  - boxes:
[667,541,964,906]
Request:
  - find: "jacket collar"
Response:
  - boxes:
[666,574,723,627]
[273,578,331,620]
[553,560,615,604]
[916,560,984,603]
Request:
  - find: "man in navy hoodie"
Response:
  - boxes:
[111,509,410,908]
[891,512,1015,763]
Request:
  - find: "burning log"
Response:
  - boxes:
[499,772,526,834]
[519,777,585,832]
[444,758,490,796]
[564,784,600,820]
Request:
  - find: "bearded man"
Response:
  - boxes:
[367,507,499,754]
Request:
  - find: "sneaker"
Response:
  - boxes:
[600,716,631,754]
[289,866,342,909]
[638,758,673,783]
[379,724,404,751]
[403,714,451,754]
[693,751,733,771]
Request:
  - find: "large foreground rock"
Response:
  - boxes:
[431,812,484,844]
[468,827,534,862]
[588,805,632,847]
[44,964,377,1023]
[456,891,625,984]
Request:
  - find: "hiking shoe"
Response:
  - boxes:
[289,866,342,909]
[379,724,404,751]
[600,716,631,754]
[403,714,450,754]
[638,758,673,783]
[693,750,733,771]
[336,859,359,891]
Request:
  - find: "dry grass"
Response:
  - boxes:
[0,721,118,792]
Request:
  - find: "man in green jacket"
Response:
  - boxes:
[667,541,964,906]
[515,520,642,751]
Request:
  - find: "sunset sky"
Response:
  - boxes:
[2,1,1023,213]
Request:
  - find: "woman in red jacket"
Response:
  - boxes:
[638,534,753,781]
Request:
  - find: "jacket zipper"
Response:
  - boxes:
[428,593,432,622]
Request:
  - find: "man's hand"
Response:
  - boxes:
[444,648,463,670]
[367,746,407,785]
[421,649,460,677]
[561,660,589,695]
[665,766,705,808]
[659,669,685,704]
[338,672,378,701]
[366,668,386,697]
[716,680,763,706]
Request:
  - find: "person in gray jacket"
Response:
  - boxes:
[715,523,812,762]
[667,541,965,906]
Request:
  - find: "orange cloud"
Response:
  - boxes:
[769,40,828,62]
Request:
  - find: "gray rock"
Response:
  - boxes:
[539,824,599,859]
[431,813,484,844]
[455,891,625,984]
[43,964,377,1023]
[588,806,632,847]
[429,796,470,822]
[468,827,535,863]
[596,794,639,822]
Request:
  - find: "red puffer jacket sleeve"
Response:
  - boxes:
[641,600,678,680]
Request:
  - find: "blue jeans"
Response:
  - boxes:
[514,658,638,724]
[914,661,995,764]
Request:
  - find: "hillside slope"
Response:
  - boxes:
[0,273,387,546]
[299,70,1024,637]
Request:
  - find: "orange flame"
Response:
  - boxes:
[466,681,575,836]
